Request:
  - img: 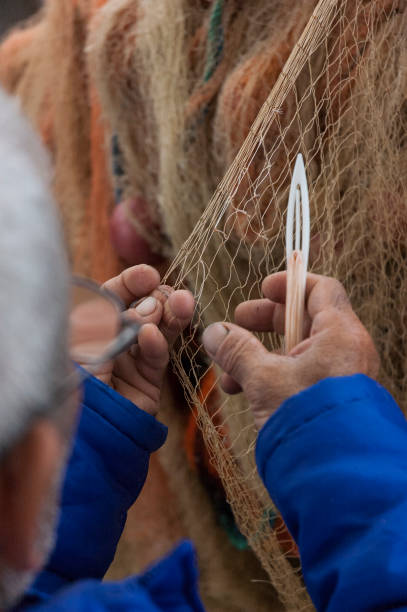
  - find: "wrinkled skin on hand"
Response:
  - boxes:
[203,273,380,429]
[78,264,194,416]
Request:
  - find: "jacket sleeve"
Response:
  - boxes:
[24,373,168,605]
[19,542,205,612]
[256,374,407,612]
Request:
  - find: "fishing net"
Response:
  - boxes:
[2,0,407,609]
[95,0,405,608]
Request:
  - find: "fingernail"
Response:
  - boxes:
[136,297,157,316]
[202,323,228,355]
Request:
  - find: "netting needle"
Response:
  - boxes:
[285,153,310,353]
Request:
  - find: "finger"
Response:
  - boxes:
[234,298,285,334]
[137,323,169,377]
[112,323,169,415]
[261,272,288,303]
[202,322,268,389]
[262,271,331,304]
[262,272,351,334]
[261,271,319,303]
[123,323,169,388]
[262,272,350,317]
[158,288,195,347]
[220,372,242,395]
[127,285,194,347]
[260,272,311,336]
[123,295,164,328]
[305,275,351,320]
[103,264,160,307]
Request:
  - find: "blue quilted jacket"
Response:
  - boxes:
[14,373,407,611]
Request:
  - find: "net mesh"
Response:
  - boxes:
[2,0,406,608]
[92,0,406,608]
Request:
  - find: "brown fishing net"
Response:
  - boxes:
[2,0,407,609]
[101,0,405,608]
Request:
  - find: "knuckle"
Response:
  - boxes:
[218,331,255,381]
[157,285,174,298]
[261,274,272,293]
[322,276,342,291]
[326,278,349,309]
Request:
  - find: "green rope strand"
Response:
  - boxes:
[203,0,225,82]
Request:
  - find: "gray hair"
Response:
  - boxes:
[0,88,69,455]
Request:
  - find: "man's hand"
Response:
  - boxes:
[84,265,194,416]
[202,272,380,429]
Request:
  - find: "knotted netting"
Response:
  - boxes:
[98,0,405,608]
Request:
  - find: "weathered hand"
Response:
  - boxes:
[203,272,380,429]
[84,265,194,416]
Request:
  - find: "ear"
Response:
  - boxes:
[0,420,62,571]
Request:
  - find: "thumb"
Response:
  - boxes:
[202,322,268,389]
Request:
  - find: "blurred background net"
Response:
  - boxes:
[1,0,406,608]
